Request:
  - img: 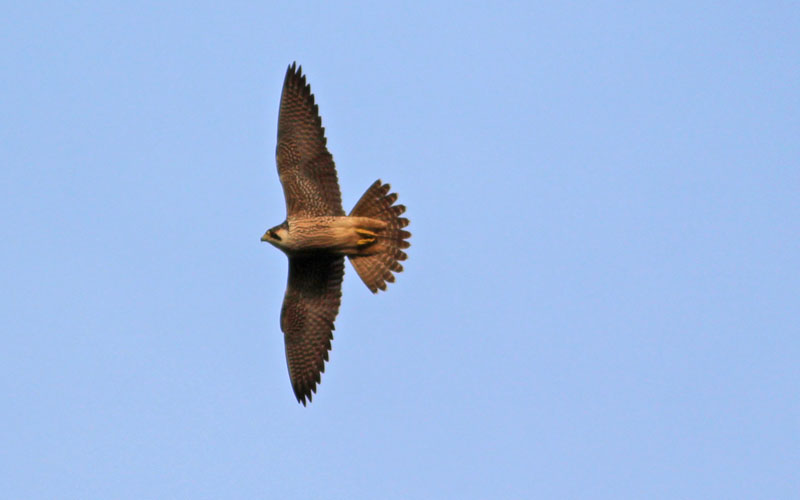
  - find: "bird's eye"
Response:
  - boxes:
[270,230,282,241]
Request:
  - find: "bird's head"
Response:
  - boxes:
[261,222,289,249]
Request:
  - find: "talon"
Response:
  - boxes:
[356,228,378,238]
[357,237,376,246]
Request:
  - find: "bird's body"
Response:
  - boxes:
[262,216,388,256]
[261,63,410,405]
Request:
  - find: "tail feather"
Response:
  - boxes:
[348,180,411,293]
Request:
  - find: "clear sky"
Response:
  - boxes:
[2,2,798,499]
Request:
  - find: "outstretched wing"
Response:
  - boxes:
[276,63,344,218]
[280,254,345,405]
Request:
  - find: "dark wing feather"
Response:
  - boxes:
[276,63,344,218]
[280,254,344,405]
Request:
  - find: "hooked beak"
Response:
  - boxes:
[260,232,269,242]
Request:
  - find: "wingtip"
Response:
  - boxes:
[293,382,317,406]
[285,61,303,82]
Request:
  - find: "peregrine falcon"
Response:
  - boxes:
[261,63,411,405]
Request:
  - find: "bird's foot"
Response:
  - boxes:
[356,228,377,246]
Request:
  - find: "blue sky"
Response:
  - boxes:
[2,2,798,498]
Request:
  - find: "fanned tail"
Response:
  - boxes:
[348,180,411,293]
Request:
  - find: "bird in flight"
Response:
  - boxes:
[261,63,411,405]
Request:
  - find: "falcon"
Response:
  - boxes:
[261,63,411,405]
